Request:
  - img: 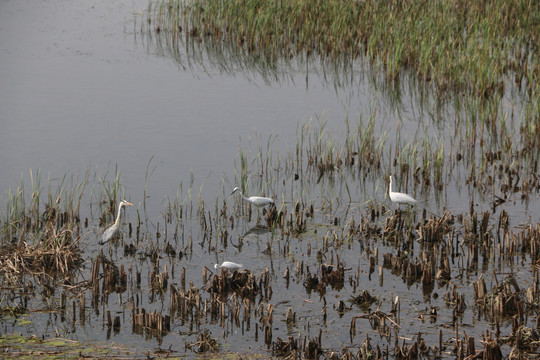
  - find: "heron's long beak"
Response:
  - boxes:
[125,201,134,206]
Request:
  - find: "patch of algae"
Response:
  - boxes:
[0,335,122,359]
[0,335,271,359]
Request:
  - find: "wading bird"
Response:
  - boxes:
[99,200,134,245]
[214,261,244,271]
[389,175,417,207]
[230,187,274,207]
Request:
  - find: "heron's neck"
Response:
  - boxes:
[114,205,124,226]
[389,178,393,193]
[238,191,249,202]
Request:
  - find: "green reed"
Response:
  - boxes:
[98,165,123,212]
[147,0,538,100]
[143,0,538,167]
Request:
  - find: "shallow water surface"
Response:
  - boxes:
[0,0,376,203]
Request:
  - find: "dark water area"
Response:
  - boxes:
[1,0,538,358]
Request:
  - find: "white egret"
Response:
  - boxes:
[98,200,134,245]
[214,261,244,271]
[389,175,417,206]
[230,186,274,207]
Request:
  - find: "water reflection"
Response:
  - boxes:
[139,28,397,100]
[242,224,272,239]
[141,25,535,168]
[138,24,532,156]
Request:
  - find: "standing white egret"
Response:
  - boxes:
[230,186,274,207]
[389,175,417,206]
[214,261,244,271]
[99,200,134,245]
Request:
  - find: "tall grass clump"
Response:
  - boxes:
[0,172,88,281]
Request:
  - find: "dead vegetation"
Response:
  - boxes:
[186,329,219,353]
[0,210,84,286]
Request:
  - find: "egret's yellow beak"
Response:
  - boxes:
[125,201,134,206]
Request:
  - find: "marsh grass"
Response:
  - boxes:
[97,166,124,219]
[2,3,540,350]
[0,172,90,283]
[147,0,538,101]
[141,0,538,174]
[0,166,142,286]
[0,135,538,358]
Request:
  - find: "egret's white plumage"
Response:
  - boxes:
[230,187,274,207]
[214,261,244,270]
[389,176,417,206]
[99,200,134,245]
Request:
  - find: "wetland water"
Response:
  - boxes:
[1,0,539,358]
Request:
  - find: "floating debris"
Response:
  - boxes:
[273,336,298,358]
[185,329,218,353]
[351,290,377,310]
